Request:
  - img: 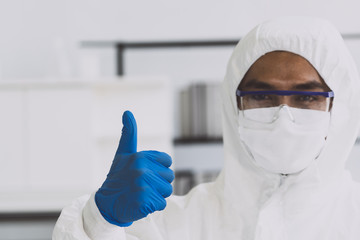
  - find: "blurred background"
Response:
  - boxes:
[1,0,360,239]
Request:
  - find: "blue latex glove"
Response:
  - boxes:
[95,111,174,227]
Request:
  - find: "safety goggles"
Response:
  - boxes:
[236,90,334,123]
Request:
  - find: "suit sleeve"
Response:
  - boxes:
[52,192,189,240]
[52,193,127,240]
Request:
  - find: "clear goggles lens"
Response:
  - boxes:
[237,90,334,123]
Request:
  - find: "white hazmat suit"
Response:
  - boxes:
[53,16,360,239]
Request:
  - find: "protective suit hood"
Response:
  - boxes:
[217,16,360,237]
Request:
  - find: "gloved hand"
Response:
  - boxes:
[95,110,174,227]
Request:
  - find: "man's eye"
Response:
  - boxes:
[297,95,317,102]
[251,94,270,101]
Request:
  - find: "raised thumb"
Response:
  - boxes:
[116,110,137,154]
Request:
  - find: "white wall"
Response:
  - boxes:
[1,0,360,79]
[0,1,76,79]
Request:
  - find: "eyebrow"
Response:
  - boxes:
[292,81,328,91]
[240,79,275,90]
[240,79,329,91]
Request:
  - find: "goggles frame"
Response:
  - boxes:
[236,90,334,97]
[236,90,334,112]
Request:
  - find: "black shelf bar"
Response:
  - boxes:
[117,40,238,49]
[174,137,223,145]
[81,39,239,48]
[116,43,125,75]
[114,40,238,76]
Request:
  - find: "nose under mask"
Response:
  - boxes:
[238,106,331,174]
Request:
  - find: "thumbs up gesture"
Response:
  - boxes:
[95,111,174,227]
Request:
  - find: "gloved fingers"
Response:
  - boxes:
[139,186,167,214]
[157,167,175,183]
[149,191,167,211]
[136,169,173,198]
[154,178,173,198]
[134,152,174,183]
[116,110,138,155]
[142,150,172,168]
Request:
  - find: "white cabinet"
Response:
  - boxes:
[26,88,93,190]
[0,90,25,189]
[0,77,173,212]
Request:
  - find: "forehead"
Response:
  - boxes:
[239,51,329,91]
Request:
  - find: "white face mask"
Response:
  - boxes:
[238,106,331,174]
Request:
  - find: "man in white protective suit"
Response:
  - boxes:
[53,16,360,239]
